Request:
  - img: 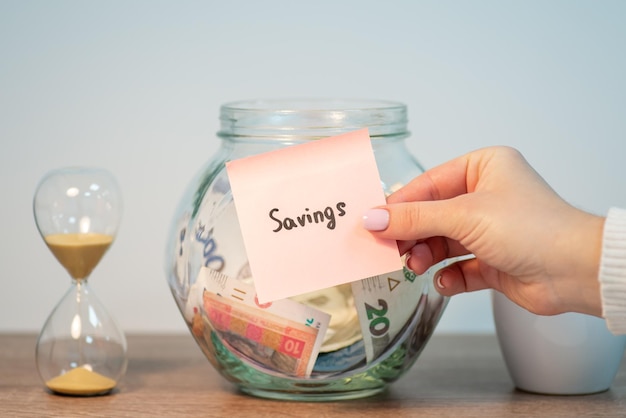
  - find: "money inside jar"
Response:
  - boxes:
[186,265,430,377]
[190,268,330,377]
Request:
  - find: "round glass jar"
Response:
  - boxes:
[166,99,448,401]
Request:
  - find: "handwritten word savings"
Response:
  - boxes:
[269,202,347,232]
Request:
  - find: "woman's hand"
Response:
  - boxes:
[363,146,604,316]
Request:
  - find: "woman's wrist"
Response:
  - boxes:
[551,208,604,316]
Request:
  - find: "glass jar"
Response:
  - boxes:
[166,99,448,401]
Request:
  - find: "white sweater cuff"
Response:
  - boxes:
[600,207,626,334]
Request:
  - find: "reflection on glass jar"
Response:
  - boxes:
[165,99,448,401]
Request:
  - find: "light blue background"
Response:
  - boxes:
[1,1,625,334]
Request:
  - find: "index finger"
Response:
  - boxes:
[388,154,472,204]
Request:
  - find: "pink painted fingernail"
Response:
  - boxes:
[362,209,390,231]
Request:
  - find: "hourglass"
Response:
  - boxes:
[33,167,127,396]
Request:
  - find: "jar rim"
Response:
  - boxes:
[218,98,408,140]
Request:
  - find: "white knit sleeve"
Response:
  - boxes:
[599,207,626,334]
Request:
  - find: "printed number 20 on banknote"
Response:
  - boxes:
[352,268,427,362]
[197,267,330,377]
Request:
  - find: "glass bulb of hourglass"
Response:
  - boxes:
[36,280,127,395]
[33,167,127,396]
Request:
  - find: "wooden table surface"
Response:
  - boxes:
[2,333,626,417]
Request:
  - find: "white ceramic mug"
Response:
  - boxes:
[492,290,626,395]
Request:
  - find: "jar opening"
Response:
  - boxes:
[218,98,408,140]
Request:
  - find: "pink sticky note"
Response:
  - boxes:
[226,128,402,303]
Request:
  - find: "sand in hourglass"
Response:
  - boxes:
[46,366,117,395]
[42,233,117,394]
[44,233,113,280]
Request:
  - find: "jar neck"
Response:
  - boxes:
[217,99,409,143]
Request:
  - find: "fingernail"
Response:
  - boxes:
[404,253,412,269]
[362,209,390,231]
[435,272,445,289]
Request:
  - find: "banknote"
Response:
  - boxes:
[197,267,331,335]
[196,267,330,376]
[313,340,366,373]
[352,255,476,363]
[352,266,428,362]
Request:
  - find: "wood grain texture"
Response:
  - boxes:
[2,334,626,417]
